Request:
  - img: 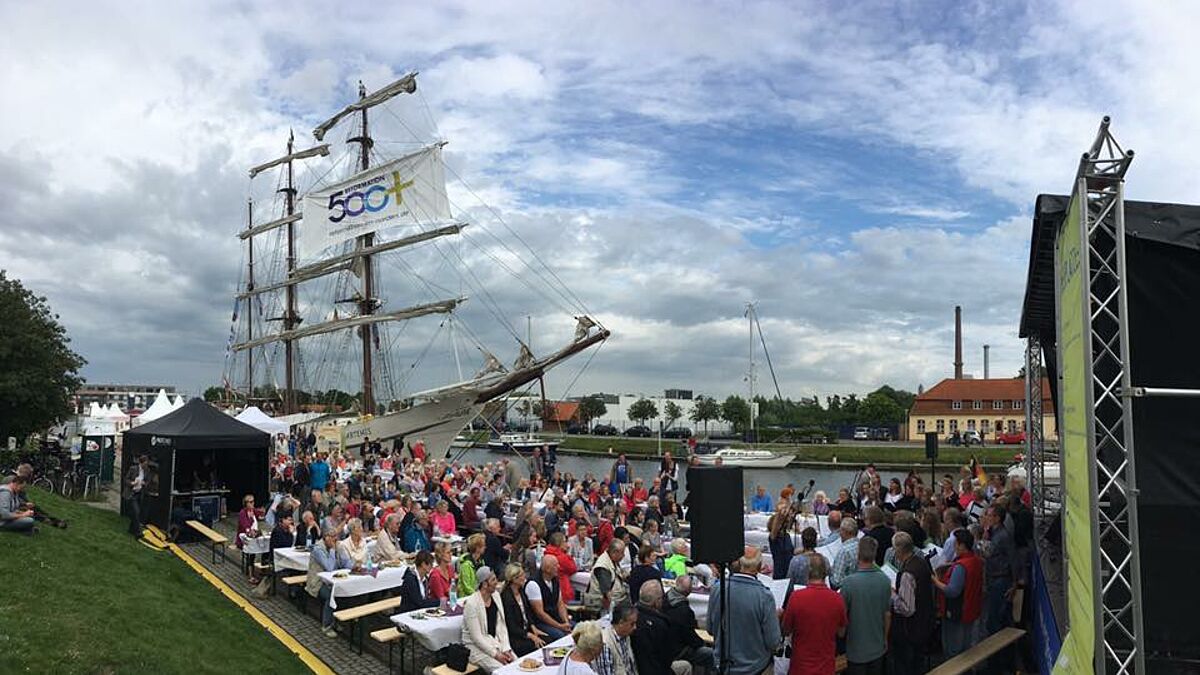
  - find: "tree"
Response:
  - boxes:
[627,398,658,426]
[858,391,905,427]
[720,395,751,434]
[870,385,916,415]
[203,386,225,402]
[578,395,607,428]
[663,401,683,429]
[0,271,86,443]
[689,395,720,437]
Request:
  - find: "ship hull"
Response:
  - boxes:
[341,389,483,462]
[695,451,793,468]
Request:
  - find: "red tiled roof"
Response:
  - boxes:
[543,401,580,422]
[909,378,1054,415]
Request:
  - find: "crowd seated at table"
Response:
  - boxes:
[242,432,1037,673]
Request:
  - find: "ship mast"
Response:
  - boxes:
[350,81,377,416]
[283,131,299,414]
[246,198,255,400]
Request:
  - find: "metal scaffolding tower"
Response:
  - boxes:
[1078,117,1143,674]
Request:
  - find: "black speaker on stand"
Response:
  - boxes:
[687,466,744,675]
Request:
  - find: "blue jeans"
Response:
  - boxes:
[0,516,35,532]
[942,619,977,658]
[535,620,568,641]
[985,578,1012,635]
[319,585,334,628]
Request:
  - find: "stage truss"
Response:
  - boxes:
[1024,334,1047,518]
[1079,117,1143,674]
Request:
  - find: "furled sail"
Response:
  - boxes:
[299,145,452,259]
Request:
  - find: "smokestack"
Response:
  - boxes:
[984,344,990,379]
[954,306,964,379]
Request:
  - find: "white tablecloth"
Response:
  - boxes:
[273,540,380,572]
[240,534,271,555]
[373,469,395,483]
[691,576,790,624]
[393,605,465,652]
[318,565,408,608]
[570,571,590,595]
[493,633,575,674]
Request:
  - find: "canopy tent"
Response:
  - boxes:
[122,398,270,531]
[235,406,289,437]
[171,395,185,410]
[137,389,176,424]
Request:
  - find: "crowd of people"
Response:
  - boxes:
[106,422,1036,674]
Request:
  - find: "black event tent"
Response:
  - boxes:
[122,398,270,531]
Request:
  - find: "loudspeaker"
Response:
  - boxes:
[687,466,744,563]
[925,432,939,460]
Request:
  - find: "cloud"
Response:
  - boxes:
[0,0,1185,406]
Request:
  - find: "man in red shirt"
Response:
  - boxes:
[782,553,847,675]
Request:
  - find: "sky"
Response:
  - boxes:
[3,0,1198,404]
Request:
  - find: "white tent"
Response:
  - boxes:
[138,389,176,423]
[104,403,128,419]
[171,395,186,410]
[235,406,289,436]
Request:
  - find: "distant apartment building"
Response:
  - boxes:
[587,390,732,433]
[907,378,1057,442]
[73,383,177,415]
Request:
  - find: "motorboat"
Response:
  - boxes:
[487,432,559,454]
[694,447,792,468]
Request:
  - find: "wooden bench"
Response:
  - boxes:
[371,627,405,673]
[431,664,479,675]
[333,596,405,654]
[280,574,308,611]
[186,520,228,565]
[927,627,1026,675]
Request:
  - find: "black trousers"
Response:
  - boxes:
[845,656,885,675]
[126,491,143,535]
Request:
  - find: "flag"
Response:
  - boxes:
[970,455,988,486]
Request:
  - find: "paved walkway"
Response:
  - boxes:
[178,518,441,674]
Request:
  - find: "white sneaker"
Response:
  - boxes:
[323,627,336,638]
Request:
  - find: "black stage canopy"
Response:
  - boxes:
[122,398,270,531]
[1019,194,1200,668]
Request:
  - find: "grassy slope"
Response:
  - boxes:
[1,489,309,675]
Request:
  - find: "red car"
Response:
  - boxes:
[996,430,1026,445]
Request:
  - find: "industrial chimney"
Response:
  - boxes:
[954,306,964,379]
[984,344,990,379]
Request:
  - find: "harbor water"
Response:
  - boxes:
[450,447,915,504]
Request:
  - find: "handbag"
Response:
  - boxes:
[438,643,470,671]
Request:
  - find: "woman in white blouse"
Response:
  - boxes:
[461,566,515,671]
[338,518,369,568]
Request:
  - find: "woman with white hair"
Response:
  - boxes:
[461,566,515,671]
[338,518,369,568]
[559,620,604,674]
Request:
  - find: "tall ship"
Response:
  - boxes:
[223,72,608,460]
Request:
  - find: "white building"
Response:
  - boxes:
[588,391,736,434]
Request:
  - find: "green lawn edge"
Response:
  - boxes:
[1,489,310,675]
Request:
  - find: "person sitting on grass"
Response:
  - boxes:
[0,475,36,534]
[3,464,66,528]
[306,526,352,637]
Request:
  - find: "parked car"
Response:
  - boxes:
[869,428,892,441]
[662,426,693,439]
[566,422,585,435]
[996,430,1026,445]
[853,426,870,440]
[624,425,652,438]
[961,430,983,445]
[591,424,618,436]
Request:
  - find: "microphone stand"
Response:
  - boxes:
[718,560,731,675]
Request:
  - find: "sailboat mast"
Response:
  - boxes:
[351,82,377,416]
[747,302,755,443]
[246,198,255,400]
[283,132,299,414]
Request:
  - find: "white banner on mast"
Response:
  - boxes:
[299,145,451,260]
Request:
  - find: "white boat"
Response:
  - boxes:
[1007,461,1061,485]
[487,432,559,454]
[223,73,608,463]
[695,447,792,468]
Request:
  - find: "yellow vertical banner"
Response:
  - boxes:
[1053,189,1099,673]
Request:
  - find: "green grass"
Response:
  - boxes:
[1,489,309,675]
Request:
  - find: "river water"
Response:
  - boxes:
[451,447,904,503]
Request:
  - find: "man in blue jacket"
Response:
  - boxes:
[707,551,781,674]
